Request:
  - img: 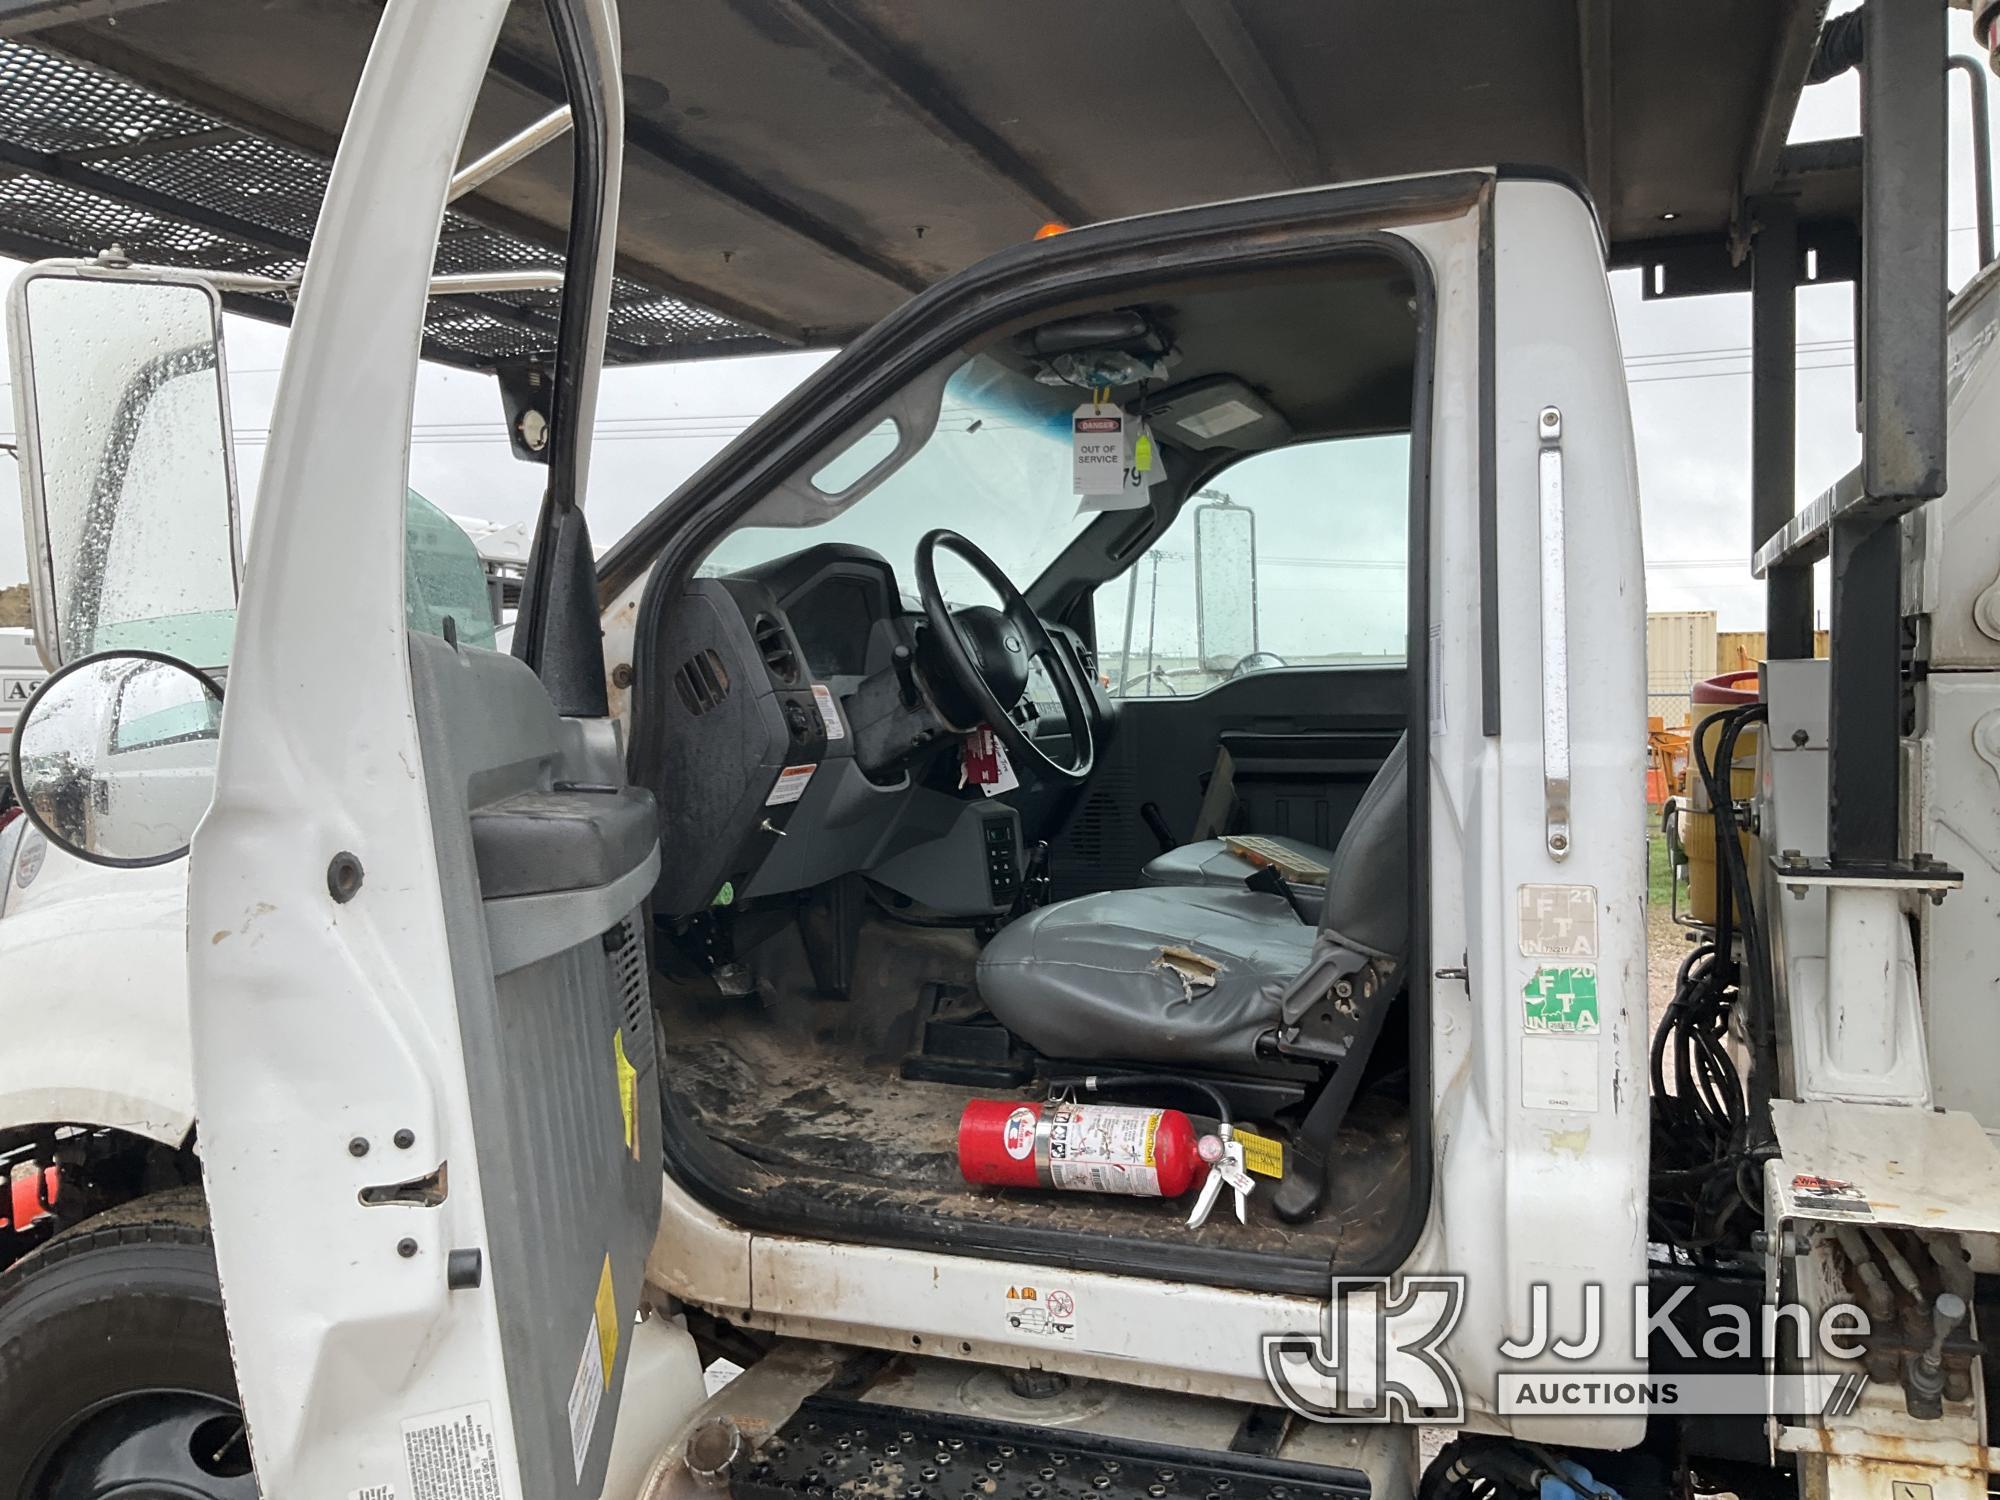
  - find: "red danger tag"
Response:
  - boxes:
[961,726,1002,785]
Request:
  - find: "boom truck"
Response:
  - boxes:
[2,1,2000,1499]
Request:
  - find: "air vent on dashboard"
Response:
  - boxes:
[752,614,799,682]
[674,649,732,715]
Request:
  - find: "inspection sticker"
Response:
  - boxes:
[811,683,846,740]
[1003,1282,1078,1340]
[766,763,816,805]
[401,1402,506,1500]
[1522,965,1600,1034]
[1518,884,1599,959]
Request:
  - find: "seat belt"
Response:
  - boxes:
[1242,863,1312,923]
[1190,745,1237,843]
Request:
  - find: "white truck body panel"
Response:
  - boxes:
[0,829,195,1143]
[1,625,44,738]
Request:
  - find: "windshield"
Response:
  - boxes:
[698,354,1097,607]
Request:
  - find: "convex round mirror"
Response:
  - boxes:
[8,649,223,867]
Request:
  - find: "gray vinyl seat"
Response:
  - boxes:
[978,735,1409,1068]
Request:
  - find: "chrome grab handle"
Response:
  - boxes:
[1537,405,1571,859]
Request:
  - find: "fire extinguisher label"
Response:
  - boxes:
[1002,1107,1036,1160]
[1043,1105,1162,1196]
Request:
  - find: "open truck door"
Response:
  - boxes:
[164,2,662,1494]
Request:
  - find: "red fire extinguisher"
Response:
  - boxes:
[958,1098,1208,1199]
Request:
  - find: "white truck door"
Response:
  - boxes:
[185,3,659,1496]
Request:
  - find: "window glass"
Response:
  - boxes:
[699,357,1096,608]
[1091,434,1408,697]
[404,489,498,650]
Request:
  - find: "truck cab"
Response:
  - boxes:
[12,47,1645,1498]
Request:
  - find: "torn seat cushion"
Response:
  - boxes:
[976,885,1315,1068]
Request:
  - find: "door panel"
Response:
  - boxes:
[407,634,662,1497]
[1048,665,1403,897]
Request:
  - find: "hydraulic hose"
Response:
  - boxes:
[1045,1071,1233,1128]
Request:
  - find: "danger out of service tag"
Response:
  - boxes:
[1235,1128,1285,1179]
[1072,402,1126,496]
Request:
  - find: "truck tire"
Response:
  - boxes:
[0,1186,256,1498]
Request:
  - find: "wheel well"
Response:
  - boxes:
[0,1123,201,1272]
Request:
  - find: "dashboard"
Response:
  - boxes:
[646,542,1112,919]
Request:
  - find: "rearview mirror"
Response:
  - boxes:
[1193,496,1259,673]
[8,650,223,867]
[7,264,242,671]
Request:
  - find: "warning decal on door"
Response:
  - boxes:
[567,1309,605,1482]
[401,1402,507,1500]
[614,1029,639,1159]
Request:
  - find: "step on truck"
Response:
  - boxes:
[3,2,1999,1499]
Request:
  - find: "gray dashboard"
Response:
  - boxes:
[648,543,1096,919]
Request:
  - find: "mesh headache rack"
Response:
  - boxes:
[0,38,789,369]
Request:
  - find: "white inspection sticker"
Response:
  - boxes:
[401,1402,507,1500]
[1518,883,1600,958]
[811,683,846,741]
[1522,1034,1600,1113]
[766,763,816,805]
[567,1311,606,1482]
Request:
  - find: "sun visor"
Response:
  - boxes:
[1148,375,1291,452]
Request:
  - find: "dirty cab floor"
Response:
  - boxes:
[654,910,1411,1261]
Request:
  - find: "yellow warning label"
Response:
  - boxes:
[1236,1128,1285,1180]
[614,1029,638,1159]
[593,1254,619,1386]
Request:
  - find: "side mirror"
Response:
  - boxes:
[8,650,223,867]
[1193,497,1259,675]
[7,264,242,671]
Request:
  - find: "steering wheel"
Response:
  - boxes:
[914,529,1095,787]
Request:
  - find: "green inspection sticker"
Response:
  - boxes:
[1523,965,1600,1034]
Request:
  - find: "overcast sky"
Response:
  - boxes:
[2,3,1991,633]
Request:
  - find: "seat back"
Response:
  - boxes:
[1319,732,1409,961]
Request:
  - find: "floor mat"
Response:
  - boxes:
[658,914,1412,1260]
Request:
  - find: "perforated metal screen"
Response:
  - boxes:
[0,39,786,368]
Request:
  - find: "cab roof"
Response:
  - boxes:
[0,0,1839,367]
